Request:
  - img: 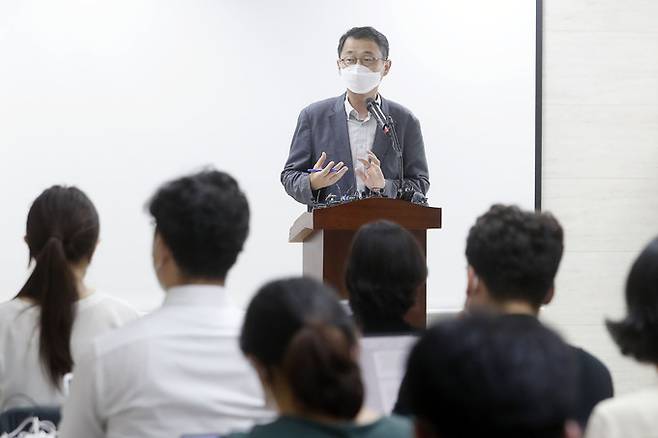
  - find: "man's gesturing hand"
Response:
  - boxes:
[309,151,349,191]
[356,151,385,190]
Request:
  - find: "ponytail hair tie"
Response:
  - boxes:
[48,235,63,244]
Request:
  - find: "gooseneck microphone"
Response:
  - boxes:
[365,97,391,136]
[365,97,404,199]
[363,97,427,204]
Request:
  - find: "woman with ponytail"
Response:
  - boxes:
[585,236,658,438]
[0,186,139,409]
[228,277,411,438]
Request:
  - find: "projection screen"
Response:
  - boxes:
[0,0,541,312]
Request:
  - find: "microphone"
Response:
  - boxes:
[365,97,391,135]
[366,97,413,201]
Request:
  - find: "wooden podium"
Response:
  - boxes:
[289,198,442,327]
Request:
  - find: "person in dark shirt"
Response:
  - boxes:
[395,204,613,427]
[346,220,427,335]
[404,314,581,438]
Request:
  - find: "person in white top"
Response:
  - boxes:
[0,186,139,410]
[58,169,271,438]
[585,236,658,438]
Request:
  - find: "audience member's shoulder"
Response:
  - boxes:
[0,298,26,316]
[0,298,35,328]
[88,307,161,360]
[367,415,412,437]
[227,415,412,438]
[79,292,140,319]
[595,387,658,417]
[572,346,613,381]
[224,418,287,438]
[586,387,658,438]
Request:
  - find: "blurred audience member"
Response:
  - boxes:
[346,220,427,335]
[59,170,270,438]
[405,314,581,438]
[396,204,613,424]
[586,236,658,438]
[228,277,412,438]
[0,186,138,410]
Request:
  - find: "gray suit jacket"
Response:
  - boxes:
[281,94,430,206]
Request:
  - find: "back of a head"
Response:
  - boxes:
[346,220,427,325]
[405,314,578,438]
[17,185,99,386]
[147,169,249,280]
[465,204,564,308]
[240,277,363,420]
[607,236,658,364]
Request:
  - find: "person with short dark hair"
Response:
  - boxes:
[585,236,658,438]
[405,314,581,438]
[395,204,613,425]
[58,170,271,438]
[463,204,612,427]
[346,220,427,335]
[227,277,412,438]
[464,204,565,310]
[282,26,429,206]
[0,186,138,409]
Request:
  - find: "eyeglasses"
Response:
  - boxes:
[339,56,387,67]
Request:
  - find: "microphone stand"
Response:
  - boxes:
[385,114,406,199]
[366,98,419,201]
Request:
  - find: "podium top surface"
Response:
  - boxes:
[289,198,442,243]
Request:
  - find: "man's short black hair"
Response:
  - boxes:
[465,204,564,308]
[148,169,249,280]
[405,314,578,438]
[337,26,389,59]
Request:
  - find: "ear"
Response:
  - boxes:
[23,235,28,244]
[466,266,479,298]
[152,231,172,270]
[464,266,485,311]
[563,420,582,438]
[542,286,555,306]
[382,59,392,76]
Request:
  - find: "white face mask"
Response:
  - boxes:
[339,64,382,94]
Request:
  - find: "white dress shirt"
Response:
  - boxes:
[359,335,417,414]
[585,386,658,438]
[58,284,271,438]
[344,95,379,194]
[0,292,139,410]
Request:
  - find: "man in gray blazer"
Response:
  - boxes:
[281,26,430,207]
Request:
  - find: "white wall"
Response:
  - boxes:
[0,0,537,311]
[541,0,658,394]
